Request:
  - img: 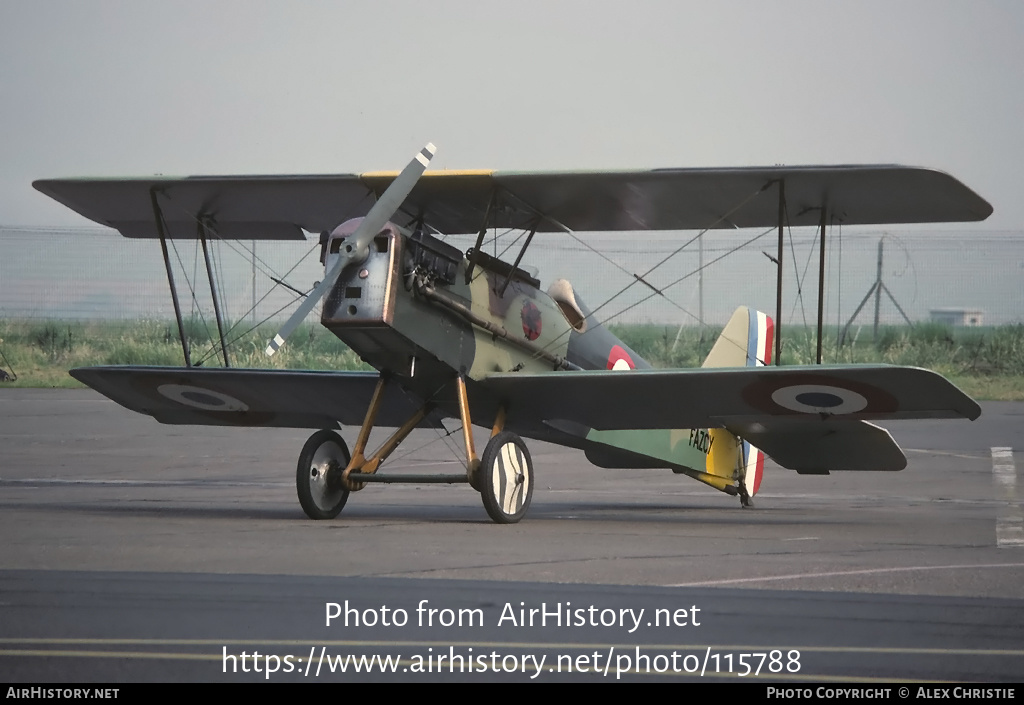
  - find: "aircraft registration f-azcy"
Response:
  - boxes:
[33,144,990,523]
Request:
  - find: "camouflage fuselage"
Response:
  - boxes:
[319,222,739,486]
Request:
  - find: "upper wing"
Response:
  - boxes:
[34,165,991,239]
[34,175,369,240]
[481,365,980,472]
[492,165,992,230]
[70,366,445,428]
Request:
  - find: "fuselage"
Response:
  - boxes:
[317,219,738,488]
[320,219,646,405]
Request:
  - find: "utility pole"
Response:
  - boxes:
[775,179,784,365]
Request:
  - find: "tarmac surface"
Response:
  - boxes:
[1,389,1022,682]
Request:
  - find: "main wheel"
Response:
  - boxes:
[296,430,351,520]
[479,431,533,524]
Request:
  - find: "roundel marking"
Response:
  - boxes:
[770,384,868,415]
[521,301,542,341]
[607,344,635,371]
[157,384,249,412]
[741,373,898,416]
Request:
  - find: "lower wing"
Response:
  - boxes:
[479,364,980,472]
[70,366,443,428]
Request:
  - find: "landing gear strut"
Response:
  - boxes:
[456,376,532,523]
[293,373,535,524]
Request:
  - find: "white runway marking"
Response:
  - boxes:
[668,562,1024,588]
[992,447,1023,548]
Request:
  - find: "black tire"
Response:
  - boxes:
[479,431,533,524]
[296,430,351,520]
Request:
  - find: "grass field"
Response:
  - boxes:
[606,321,1024,401]
[1,318,1022,400]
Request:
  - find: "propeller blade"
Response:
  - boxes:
[266,143,436,356]
[264,260,345,356]
[344,142,437,259]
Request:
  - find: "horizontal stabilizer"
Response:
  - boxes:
[722,418,907,472]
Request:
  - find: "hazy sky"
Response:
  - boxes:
[3,1,1023,228]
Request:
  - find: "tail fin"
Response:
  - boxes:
[702,305,773,368]
[702,307,773,497]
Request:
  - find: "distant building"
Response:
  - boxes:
[930,308,984,327]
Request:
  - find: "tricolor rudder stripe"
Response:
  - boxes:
[746,309,773,367]
[742,432,766,496]
[761,311,773,366]
[742,308,773,496]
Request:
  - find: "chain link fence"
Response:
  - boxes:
[1,224,1022,379]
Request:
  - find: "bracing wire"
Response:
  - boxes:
[151,189,341,366]
[537,185,770,353]
[167,238,214,354]
[193,293,305,367]
[526,185,778,367]
[786,205,811,331]
[592,225,777,352]
[192,243,320,366]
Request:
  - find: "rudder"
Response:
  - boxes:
[702,307,773,498]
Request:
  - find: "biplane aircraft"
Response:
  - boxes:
[33,144,990,523]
